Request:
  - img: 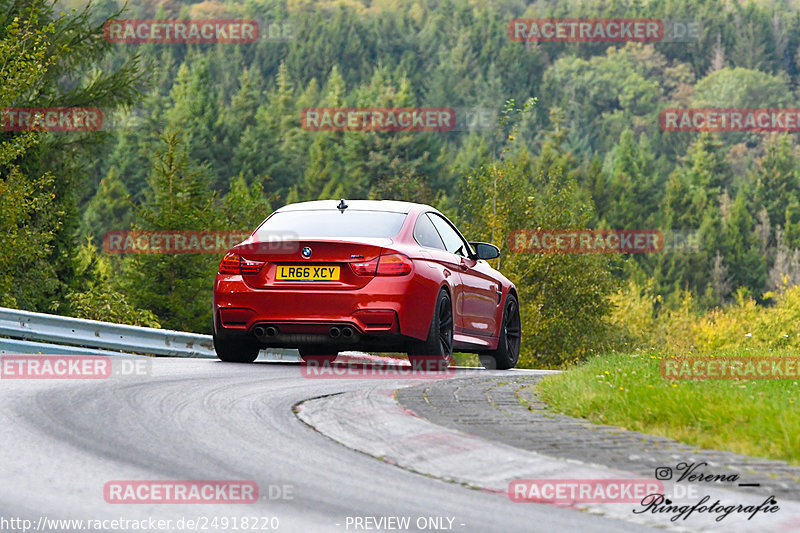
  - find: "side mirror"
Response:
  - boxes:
[470,242,500,260]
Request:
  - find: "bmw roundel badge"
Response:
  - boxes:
[301,246,312,258]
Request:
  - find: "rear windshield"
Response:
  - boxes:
[254,210,407,239]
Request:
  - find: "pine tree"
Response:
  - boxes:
[120,129,223,332]
[720,193,766,298]
[234,63,307,195]
[656,134,730,300]
[218,67,264,178]
[751,135,800,237]
[341,67,441,197]
[81,167,133,245]
[601,129,660,228]
[165,57,224,186]
[302,66,347,199]
[0,1,142,310]
[222,175,274,230]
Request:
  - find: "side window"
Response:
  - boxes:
[428,214,469,257]
[413,213,446,250]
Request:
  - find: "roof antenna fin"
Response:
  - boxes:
[337,199,348,213]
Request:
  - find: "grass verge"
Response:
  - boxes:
[536,350,800,465]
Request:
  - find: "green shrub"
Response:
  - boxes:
[66,288,161,328]
[694,285,800,352]
[606,279,698,354]
[458,153,615,368]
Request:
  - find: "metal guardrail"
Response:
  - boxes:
[0,306,300,360]
[0,338,147,357]
[0,306,216,357]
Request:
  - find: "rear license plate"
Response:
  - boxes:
[276,265,340,281]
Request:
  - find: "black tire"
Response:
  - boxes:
[408,288,453,370]
[299,346,338,363]
[480,293,521,370]
[213,333,260,363]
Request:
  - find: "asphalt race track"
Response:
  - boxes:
[0,358,660,533]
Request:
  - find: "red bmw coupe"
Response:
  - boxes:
[212,200,521,369]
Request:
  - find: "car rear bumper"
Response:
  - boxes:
[213,274,435,347]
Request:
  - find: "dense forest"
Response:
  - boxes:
[5,0,800,366]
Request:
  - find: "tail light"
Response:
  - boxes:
[350,253,412,276]
[218,252,265,275]
[377,253,412,276]
[219,252,240,274]
[351,257,379,276]
[240,257,265,275]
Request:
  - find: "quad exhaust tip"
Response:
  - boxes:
[256,325,352,340]
[254,325,279,339]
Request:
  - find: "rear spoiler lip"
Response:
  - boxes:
[232,238,396,257]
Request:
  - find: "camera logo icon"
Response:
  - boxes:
[655,467,673,480]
